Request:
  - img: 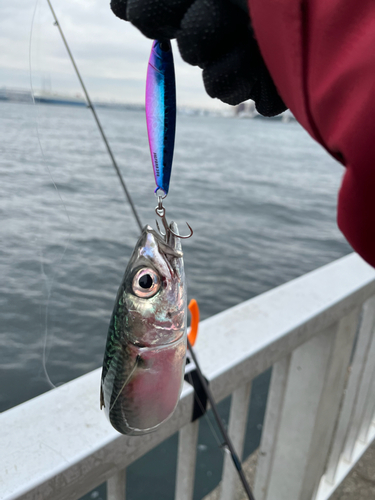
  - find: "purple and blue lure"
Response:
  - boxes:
[146,40,176,198]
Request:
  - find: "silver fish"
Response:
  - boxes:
[100,222,187,435]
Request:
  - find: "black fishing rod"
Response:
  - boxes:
[45,0,143,233]
[187,339,256,500]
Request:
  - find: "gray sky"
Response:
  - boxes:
[0,0,230,110]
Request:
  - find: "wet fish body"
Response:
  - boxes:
[101,223,186,435]
[146,40,176,197]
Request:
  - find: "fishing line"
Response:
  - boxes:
[186,370,224,450]
[187,339,256,500]
[186,370,252,494]
[186,305,254,496]
[29,0,72,229]
[45,0,143,233]
[29,0,72,389]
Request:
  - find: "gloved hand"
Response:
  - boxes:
[110,0,287,117]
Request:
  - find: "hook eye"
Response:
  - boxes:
[154,187,167,199]
[155,205,165,218]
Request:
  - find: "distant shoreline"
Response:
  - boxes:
[0,87,295,120]
[0,87,145,111]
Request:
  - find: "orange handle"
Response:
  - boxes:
[187,298,200,347]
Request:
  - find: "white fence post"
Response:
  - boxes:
[358,376,375,443]
[324,296,375,484]
[219,382,252,500]
[107,469,126,500]
[302,308,360,500]
[253,355,291,500]
[342,309,375,463]
[254,311,359,500]
[175,420,199,500]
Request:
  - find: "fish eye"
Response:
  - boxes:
[132,268,160,298]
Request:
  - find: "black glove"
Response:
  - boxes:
[111,0,287,117]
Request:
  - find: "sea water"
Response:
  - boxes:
[0,102,350,499]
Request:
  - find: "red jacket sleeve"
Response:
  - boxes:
[248,0,375,267]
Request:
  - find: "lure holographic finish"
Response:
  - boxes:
[100,222,187,435]
[146,40,176,197]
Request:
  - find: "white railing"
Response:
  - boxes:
[1,253,375,500]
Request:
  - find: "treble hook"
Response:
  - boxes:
[155,197,193,240]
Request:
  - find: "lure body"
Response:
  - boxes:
[146,40,176,197]
[101,223,187,435]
